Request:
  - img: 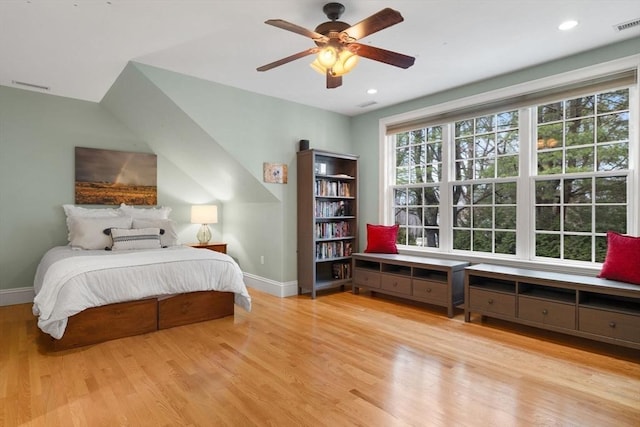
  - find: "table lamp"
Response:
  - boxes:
[191,205,218,244]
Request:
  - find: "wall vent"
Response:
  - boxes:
[613,18,640,32]
[11,80,50,91]
[357,101,378,108]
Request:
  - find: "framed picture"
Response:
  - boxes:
[75,147,157,205]
[263,162,288,184]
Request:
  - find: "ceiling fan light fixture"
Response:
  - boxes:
[310,48,359,77]
[317,46,338,68]
[259,3,414,89]
[310,58,327,75]
[331,49,359,76]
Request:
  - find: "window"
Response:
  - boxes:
[393,127,442,247]
[384,66,636,267]
[452,111,519,254]
[534,89,630,262]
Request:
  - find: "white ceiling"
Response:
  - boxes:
[1,0,639,116]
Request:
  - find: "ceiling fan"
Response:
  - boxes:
[256,2,415,89]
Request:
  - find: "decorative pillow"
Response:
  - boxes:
[108,227,162,251]
[119,203,172,219]
[132,218,178,247]
[598,231,640,285]
[68,216,132,250]
[364,224,399,254]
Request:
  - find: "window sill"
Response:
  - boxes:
[397,246,602,278]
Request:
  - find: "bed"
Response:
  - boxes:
[33,204,252,351]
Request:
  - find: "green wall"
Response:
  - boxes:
[1,36,637,297]
[0,87,148,292]
[0,63,351,295]
[351,37,640,243]
[102,62,352,283]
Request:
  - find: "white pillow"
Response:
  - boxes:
[63,204,120,218]
[63,204,121,241]
[119,203,172,219]
[132,218,178,247]
[109,227,162,251]
[68,216,132,250]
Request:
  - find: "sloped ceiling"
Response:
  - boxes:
[101,62,279,204]
[1,0,639,116]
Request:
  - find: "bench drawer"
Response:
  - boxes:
[381,274,412,295]
[413,279,447,303]
[469,288,515,317]
[353,268,381,289]
[578,307,640,344]
[518,296,576,329]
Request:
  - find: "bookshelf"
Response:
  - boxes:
[297,149,358,298]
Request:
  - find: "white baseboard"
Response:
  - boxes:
[0,275,294,308]
[242,273,297,297]
[0,287,35,306]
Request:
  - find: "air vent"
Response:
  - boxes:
[613,18,640,32]
[11,80,50,91]
[357,101,378,108]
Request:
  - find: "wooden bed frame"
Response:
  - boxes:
[38,290,234,351]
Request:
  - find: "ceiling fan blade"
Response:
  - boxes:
[257,48,318,72]
[326,72,342,89]
[341,8,404,41]
[265,19,329,43]
[349,43,415,69]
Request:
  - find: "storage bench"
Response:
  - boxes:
[464,264,640,349]
[352,253,469,317]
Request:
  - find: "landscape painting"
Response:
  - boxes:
[75,147,157,205]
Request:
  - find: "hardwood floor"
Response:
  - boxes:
[1,288,639,426]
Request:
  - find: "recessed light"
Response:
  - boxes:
[367,88,377,95]
[558,20,578,31]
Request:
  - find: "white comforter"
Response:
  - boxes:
[33,246,252,339]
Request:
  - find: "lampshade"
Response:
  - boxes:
[310,58,327,75]
[191,205,218,224]
[330,50,359,76]
[317,46,338,68]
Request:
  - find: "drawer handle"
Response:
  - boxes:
[364,277,368,282]
[488,299,494,305]
[542,309,548,315]
[426,288,432,293]
[609,321,616,328]
[393,282,398,287]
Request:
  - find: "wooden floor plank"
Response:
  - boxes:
[1,288,638,426]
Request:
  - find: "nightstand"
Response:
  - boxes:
[188,243,227,254]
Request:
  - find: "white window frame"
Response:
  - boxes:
[379,55,640,275]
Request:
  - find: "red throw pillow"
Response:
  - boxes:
[598,231,640,285]
[364,224,399,254]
